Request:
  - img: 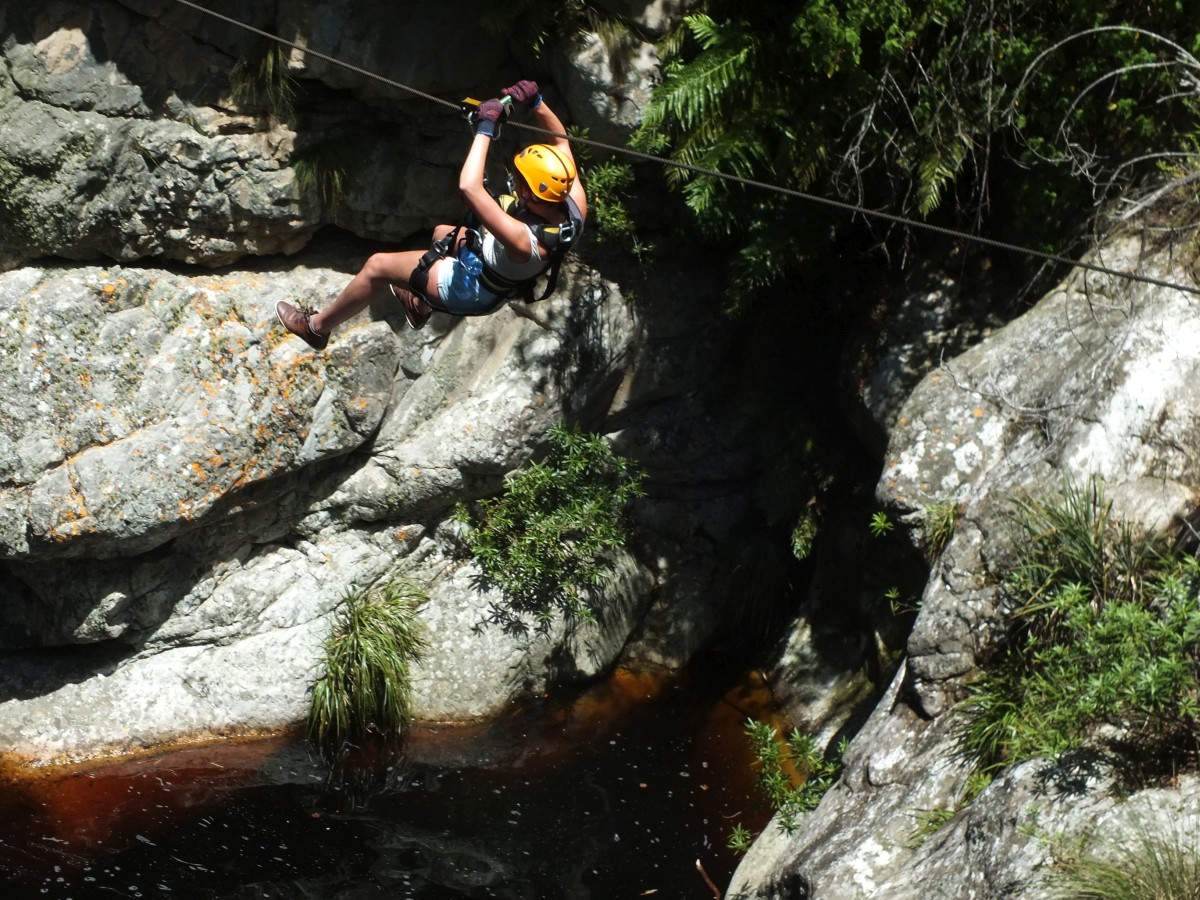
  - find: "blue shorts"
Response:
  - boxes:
[436,259,506,316]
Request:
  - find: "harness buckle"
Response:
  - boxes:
[556,220,577,247]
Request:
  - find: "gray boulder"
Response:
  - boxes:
[0,228,752,764]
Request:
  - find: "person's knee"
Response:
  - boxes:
[361,253,391,280]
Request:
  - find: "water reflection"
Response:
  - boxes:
[0,661,780,898]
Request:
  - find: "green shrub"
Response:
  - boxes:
[454,423,646,630]
[729,719,846,851]
[308,578,429,750]
[957,477,1200,783]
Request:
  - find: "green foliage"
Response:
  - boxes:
[727,822,753,854]
[957,477,1200,782]
[454,423,646,631]
[729,719,846,851]
[231,43,296,121]
[924,499,961,557]
[633,3,1200,295]
[582,158,653,260]
[869,511,895,537]
[791,507,820,560]
[308,578,429,751]
[908,805,960,848]
[1050,818,1200,900]
[886,585,920,616]
[750,418,826,550]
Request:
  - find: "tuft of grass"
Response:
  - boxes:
[1051,817,1200,899]
[908,806,960,848]
[308,578,429,751]
[294,144,348,208]
[230,43,296,121]
[924,499,961,558]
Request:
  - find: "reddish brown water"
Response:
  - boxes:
[0,659,787,899]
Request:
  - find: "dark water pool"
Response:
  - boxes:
[0,660,782,899]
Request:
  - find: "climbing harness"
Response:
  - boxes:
[476,191,586,303]
[167,0,1200,300]
[407,187,585,309]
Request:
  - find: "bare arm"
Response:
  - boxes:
[529,100,587,220]
[458,132,539,263]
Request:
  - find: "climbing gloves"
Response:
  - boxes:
[501,80,541,109]
[471,98,507,138]
[469,80,540,138]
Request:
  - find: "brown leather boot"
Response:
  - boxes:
[275,301,330,350]
[390,284,433,331]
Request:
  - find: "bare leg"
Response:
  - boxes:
[310,249,429,334]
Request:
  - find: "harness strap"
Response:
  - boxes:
[407,225,464,305]
[409,193,585,306]
[479,265,522,297]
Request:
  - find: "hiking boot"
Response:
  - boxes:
[390,284,433,331]
[276,301,329,350]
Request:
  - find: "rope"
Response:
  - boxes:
[168,0,1200,298]
[169,0,460,112]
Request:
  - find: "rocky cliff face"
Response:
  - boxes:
[729,236,1200,898]
[2,245,745,760]
[0,0,753,764]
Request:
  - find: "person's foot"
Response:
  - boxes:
[276,301,329,350]
[390,284,433,331]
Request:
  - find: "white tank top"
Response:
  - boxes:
[480,226,547,282]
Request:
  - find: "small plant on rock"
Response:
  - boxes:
[230,43,296,121]
[454,422,646,631]
[295,144,348,208]
[923,499,961,557]
[308,578,428,753]
[869,511,894,537]
[729,719,846,852]
[908,805,961,849]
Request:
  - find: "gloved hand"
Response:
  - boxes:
[471,98,507,138]
[501,80,541,109]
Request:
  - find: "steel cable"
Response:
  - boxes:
[168,0,1200,297]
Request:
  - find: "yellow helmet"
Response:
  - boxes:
[513,144,576,203]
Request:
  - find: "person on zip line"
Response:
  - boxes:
[276,79,587,349]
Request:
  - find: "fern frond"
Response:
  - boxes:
[917,133,972,216]
[685,13,724,50]
[655,48,755,131]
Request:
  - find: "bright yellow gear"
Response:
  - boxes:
[513,144,576,203]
